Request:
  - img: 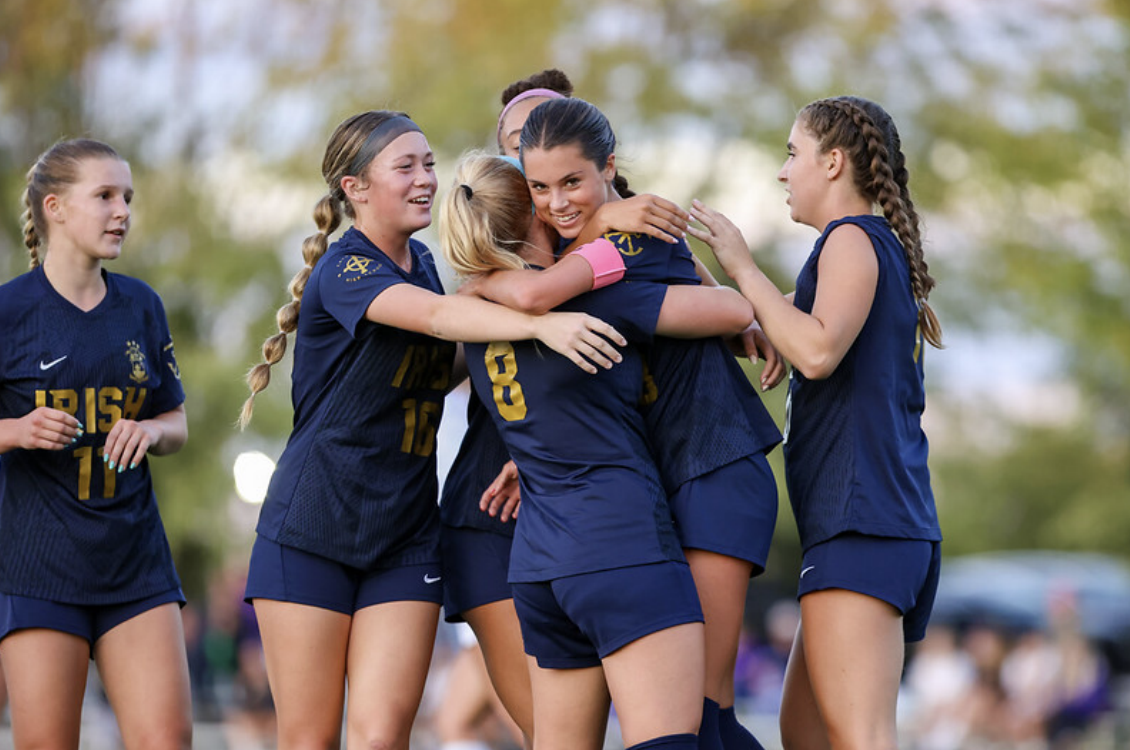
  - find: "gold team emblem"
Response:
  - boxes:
[339,255,380,282]
[608,231,643,257]
[126,340,149,383]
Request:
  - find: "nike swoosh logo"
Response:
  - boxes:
[424,574,442,584]
[40,356,68,371]
[800,565,816,579]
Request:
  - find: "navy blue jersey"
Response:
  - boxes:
[465,280,683,583]
[784,215,940,549]
[604,232,782,492]
[438,389,513,537]
[257,227,455,569]
[0,267,184,604]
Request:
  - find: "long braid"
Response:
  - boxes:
[21,182,40,268]
[238,110,408,428]
[802,97,943,349]
[238,195,339,428]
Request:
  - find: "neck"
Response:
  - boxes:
[355,220,413,271]
[814,192,874,234]
[42,248,107,311]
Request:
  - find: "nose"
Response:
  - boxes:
[777,163,789,183]
[113,196,131,220]
[548,188,569,212]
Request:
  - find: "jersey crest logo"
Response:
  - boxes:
[338,254,380,282]
[126,340,149,384]
[607,231,644,257]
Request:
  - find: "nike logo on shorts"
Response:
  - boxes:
[424,574,442,584]
[800,565,816,579]
[40,356,68,371]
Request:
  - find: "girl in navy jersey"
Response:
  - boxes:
[440,149,761,750]
[466,97,784,750]
[0,139,191,749]
[689,96,943,750]
[238,110,628,750]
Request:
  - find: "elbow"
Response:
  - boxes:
[793,351,839,381]
[510,287,554,316]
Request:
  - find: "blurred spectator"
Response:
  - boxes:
[434,623,523,750]
[734,599,798,716]
[902,624,977,750]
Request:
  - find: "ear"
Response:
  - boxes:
[602,153,617,183]
[340,175,367,204]
[825,147,847,181]
[43,193,64,223]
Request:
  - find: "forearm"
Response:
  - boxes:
[0,419,22,454]
[426,294,541,343]
[144,405,188,456]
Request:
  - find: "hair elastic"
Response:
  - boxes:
[460,184,473,199]
[496,88,566,144]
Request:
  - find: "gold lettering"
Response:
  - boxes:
[98,387,123,433]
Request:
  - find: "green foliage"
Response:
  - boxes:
[3,0,1128,594]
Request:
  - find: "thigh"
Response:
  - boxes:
[0,628,89,750]
[602,622,705,748]
[254,598,351,749]
[797,589,904,750]
[778,624,830,750]
[464,597,533,743]
[345,600,440,750]
[95,602,192,750]
[527,655,609,750]
[684,549,753,703]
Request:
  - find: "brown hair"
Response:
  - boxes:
[238,111,410,428]
[499,68,575,109]
[799,96,942,349]
[22,139,123,268]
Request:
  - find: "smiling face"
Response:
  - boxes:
[522,143,615,240]
[355,130,437,237]
[45,156,133,265]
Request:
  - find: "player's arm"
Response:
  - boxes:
[655,285,754,339]
[563,193,690,248]
[0,408,84,453]
[366,283,626,375]
[689,201,876,379]
[103,403,187,472]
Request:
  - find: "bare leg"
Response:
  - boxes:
[254,598,350,750]
[603,623,705,748]
[527,655,610,750]
[0,629,89,750]
[780,590,904,750]
[344,600,439,750]
[95,602,193,749]
[465,598,534,746]
[685,549,753,705]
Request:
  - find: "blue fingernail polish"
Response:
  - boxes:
[129,462,136,470]
[108,461,115,470]
[117,465,124,474]
[102,454,108,463]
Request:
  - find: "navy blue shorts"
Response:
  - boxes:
[669,453,778,574]
[244,535,443,614]
[513,561,703,669]
[796,533,941,642]
[0,588,185,656]
[441,525,513,623]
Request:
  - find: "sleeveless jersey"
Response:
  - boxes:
[603,232,782,491]
[465,280,682,583]
[256,227,455,569]
[0,267,184,604]
[784,215,940,549]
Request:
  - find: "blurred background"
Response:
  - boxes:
[2,0,1129,748]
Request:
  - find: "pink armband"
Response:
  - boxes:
[571,238,625,290]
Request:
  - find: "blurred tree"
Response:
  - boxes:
[2,0,1128,595]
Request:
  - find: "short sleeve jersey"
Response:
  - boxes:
[465,280,682,583]
[256,227,455,570]
[438,389,514,537]
[784,215,940,549]
[0,267,184,604]
[603,232,782,492]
